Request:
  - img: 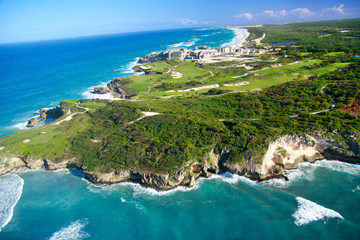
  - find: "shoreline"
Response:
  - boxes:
[81,27,250,101]
[2,132,359,191]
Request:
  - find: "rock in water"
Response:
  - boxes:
[40,107,64,119]
[26,117,42,127]
[93,86,111,94]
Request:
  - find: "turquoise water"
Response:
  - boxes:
[0,160,359,239]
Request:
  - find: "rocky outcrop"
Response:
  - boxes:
[40,107,63,119]
[26,106,64,128]
[26,117,42,127]
[132,65,162,75]
[93,86,111,94]
[139,52,166,64]
[92,78,136,99]
[0,155,76,175]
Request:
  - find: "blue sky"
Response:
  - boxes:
[0,0,359,43]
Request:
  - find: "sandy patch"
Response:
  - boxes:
[171,72,183,79]
[178,84,219,92]
[224,81,249,87]
[23,139,30,143]
[0,146,4,151]
[165,90,176,93]
[141,112,160,117]
[231,73,248,78]
[160,95,178,99]
[41,132,47,134]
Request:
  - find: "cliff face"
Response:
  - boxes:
[221,131,360,181]
[1,131,359,190]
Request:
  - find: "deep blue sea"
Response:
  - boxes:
[0,28,360,239]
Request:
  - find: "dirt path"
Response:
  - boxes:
[54,102,89,125]
[126,112,160,125]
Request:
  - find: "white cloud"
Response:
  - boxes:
[263,10,277,17]
[236,4,348,22]
[234,13,254,20]
[278,10,287,16]
[262,9,288,18]
[289,8,315,19]
[176,19,198,24]
[323,4,345,15]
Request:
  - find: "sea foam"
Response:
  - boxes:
[312,160,360,176]
[221,28,248,48]
[49,219,90,240]
[167,38,199,48]
[0,174,24,231]
[211,172,257,185]
[292,197,344,226]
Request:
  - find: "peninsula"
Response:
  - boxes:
[1,19,360,190]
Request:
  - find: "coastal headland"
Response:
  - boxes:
[1,19,360,190]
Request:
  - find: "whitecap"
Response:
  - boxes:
[122,58,143,76]
[167,38,198,48]
[81,88,122,100]
[125,182,198,197]
[312,160,360,176]
[211,172,257,185]
[49,219,90,240]
[352,185,360,192]
[85,179,198,196]
[193,27,215,31]
[292,197,344,226]
[7,121,28,130]
[221,28,249,48]
[0,174,24,231]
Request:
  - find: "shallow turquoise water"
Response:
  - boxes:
[0,160,359,239]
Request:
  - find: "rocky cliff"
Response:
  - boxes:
[1,131,359,190]
[92,78,137,99]
[221,131,360,181]
[26,106,64,127]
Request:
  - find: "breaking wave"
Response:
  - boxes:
[49,219,90,240]
[167,38,199,48]
[292,197,344,226]
[312,160,360,176]
[0,174,24,231]
[221,28,249,48]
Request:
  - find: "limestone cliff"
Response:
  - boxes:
[1,131,359,190]
[221,131,360,180]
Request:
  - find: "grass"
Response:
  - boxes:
[325,52,345,57]
[146,61,170,73]
[0,100,109,159]
[130,59,349,99]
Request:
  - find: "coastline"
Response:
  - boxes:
[1,131,359,191]
[80,27,250,101]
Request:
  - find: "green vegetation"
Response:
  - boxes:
[1,19,360,175]
[250,18,360,54]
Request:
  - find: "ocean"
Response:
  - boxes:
[0,28,359,239]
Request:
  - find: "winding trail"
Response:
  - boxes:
[54,102,89,125]
[194,62,214,83]
[290,85,336,117]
